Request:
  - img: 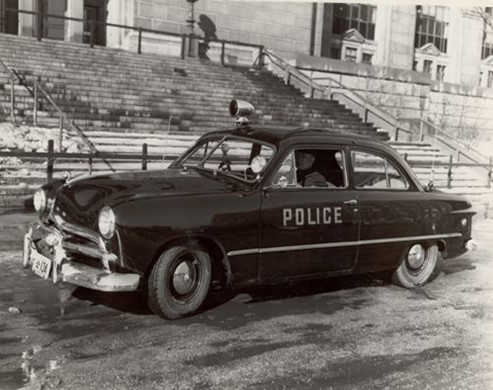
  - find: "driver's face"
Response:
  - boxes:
[296,152,315,170]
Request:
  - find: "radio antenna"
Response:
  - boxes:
[162,115,172,168]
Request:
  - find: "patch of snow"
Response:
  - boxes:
[0,122,86,152]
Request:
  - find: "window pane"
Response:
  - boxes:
[345,47,357,62]
[334,4,347,18]
[488,71,493,88]
[434,21,441,36]
[330,47,341,59]
[272,152,297,188]
[343,19,350,32]
[294,149,346,188]
[351,5,359,19]
[386,162,409,189]
[362,53,373,64]
[368,24,375,40]
[333,18,343,34]
[352,151,408,189]
[361,5,368,20]
[434,37,441,49]
[352,152,386,188]
[424,60,432,73]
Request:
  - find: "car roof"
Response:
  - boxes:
[204,126,387,149]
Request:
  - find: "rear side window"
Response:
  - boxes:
[352,150,409,190]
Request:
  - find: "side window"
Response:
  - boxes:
[272,148,346,189]
[352,151,409,189]
[272,151,297,188]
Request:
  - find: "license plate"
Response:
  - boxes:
[31,252,52,279]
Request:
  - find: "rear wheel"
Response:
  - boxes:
[147,244,211,320]
[392,243,439,288]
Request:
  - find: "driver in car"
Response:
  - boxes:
[296,151,330,187]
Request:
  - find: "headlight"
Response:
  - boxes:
[33,188,46,215]
[98,206,116,240]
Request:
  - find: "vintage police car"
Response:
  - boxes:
[23,100,476,320]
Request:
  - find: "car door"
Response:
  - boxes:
[350,148,423,272]
[258,146,360,282]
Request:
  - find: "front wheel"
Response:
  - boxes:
[392,243,439,288]
[147,244,211,320]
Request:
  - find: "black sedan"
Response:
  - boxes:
[23,100,476,319]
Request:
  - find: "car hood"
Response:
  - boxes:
[52,168,246,226]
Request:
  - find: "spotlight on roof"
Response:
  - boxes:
[229,99,255,128]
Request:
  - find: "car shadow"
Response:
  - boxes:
[72,288,152,315]
[69,258,475,325]
[183,272,393,327]
[70,272,391,319]
[434,254,476,277]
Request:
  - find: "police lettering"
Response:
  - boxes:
[282,207,343,226]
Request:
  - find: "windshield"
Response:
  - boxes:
[174,136,275,182]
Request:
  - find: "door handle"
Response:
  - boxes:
[343,199,358,206]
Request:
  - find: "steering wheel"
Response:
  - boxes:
[218,159,231,172]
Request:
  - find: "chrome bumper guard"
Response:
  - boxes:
[465,238,477,251]
[23,222,140,292]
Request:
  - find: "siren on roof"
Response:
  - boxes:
[229,99,255,128]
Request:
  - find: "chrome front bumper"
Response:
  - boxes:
[23,222,140,292]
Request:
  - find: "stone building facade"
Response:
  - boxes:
[1,0,493,144]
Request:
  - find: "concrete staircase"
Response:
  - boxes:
[390,142,493,218]
[0,34,384,140]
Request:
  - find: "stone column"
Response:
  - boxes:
[65,0,83,43]
[448,9,483,86]
[313,3,325,57]
[374,4,392,67]
[18,0,35,37]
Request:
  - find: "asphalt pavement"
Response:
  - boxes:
[0,214,492,390]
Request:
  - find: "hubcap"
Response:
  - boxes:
[407,244,426,269]
[172,260,197,295]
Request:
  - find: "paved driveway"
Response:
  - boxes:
[0,214,492,390]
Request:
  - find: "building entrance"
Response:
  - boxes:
[83,0,107,46]
[0,0,18,34]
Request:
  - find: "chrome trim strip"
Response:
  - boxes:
[62,241,105,260]
[52,214,107,253]
[30,221,117,266]
[227,233,462,257]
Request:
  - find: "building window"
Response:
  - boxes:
[415,5,449,53]
[483,43,493,60]
[488,71,493,88]
[482,9,493,60]
[436,65,446,81]
[362,53,373,64]
[413,61,418,71]
[423,60,433,74]
[344,47,357,62]
[330,47,341,60]
[332,4,376,40]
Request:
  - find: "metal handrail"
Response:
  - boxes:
[260,50,491,171]
[419,117,490,165]
[0,58,114,171]
[260,49,411,140]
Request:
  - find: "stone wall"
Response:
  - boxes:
[294,53,493,149]
[133,0,313,59]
